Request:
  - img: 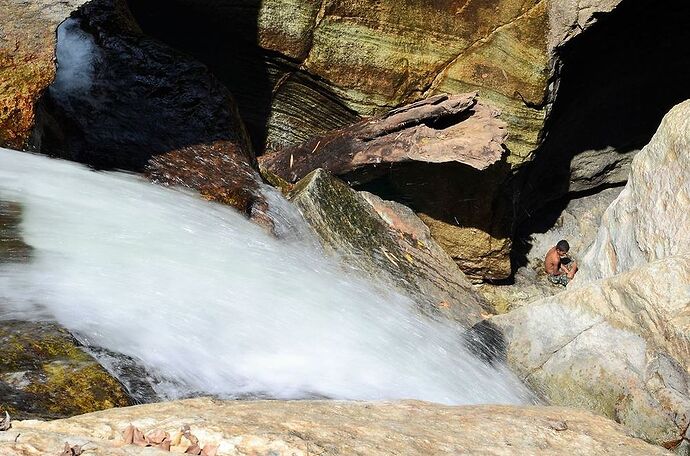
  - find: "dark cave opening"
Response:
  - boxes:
[520,0,690,216]
[512,0,690,273]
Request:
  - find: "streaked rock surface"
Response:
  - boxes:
[0,398,671,455]
[288,169,492,326]
[579,100,690,283]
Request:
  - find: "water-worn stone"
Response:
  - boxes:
[579,100,690,283]
[492,256,690,450]
[0,0,87,149]
[0,320,132,420]
[288,169,492,327]
[0,398,671,455]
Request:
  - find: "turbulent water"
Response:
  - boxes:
[0,148,533,405]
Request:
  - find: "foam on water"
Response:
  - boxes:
[0,148,533,404]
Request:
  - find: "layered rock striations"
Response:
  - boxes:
[0,0,88,149]
[0,398,672,455]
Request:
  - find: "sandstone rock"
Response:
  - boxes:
[260,93,512,280]
[579,100,690,283]
[0,398,671,455]
[128,0,626,163]
[0,320,132,420]
[288,169,492,327]
[259,93,507,182]
[0,0,87,149]
[492,256,690,450]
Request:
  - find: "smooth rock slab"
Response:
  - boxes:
[492,256,690,449]
[0,398,671,455]
[288,169,492,327]
[580,100,690,283]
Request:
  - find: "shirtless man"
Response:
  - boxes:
[545,239,578,286]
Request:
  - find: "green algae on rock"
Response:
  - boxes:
[288,169,493,327]
[0,320,132,420]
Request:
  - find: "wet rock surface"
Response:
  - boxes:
[34,0,262,215]
[0,0,87,149]
[0,398,671,455]
[493,256,690,450]
[0,320,132,420]
[288,169,492,327]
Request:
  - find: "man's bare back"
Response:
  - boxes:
[545,240,578,286]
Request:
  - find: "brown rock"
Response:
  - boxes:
[0,0,87,149]
[259,93,507,183]
[0,398,671,455]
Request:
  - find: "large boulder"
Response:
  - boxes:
[0,320,132,420]
[0,0,87,149]
[261,93,512,280]
[0,398,671,455]
[32,0,264,216]
[492,256,690,450]
[579,100,690,283]
[288,169,492,326]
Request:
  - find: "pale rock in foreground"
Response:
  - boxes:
[0,398,671,455]
[579,100,690,283]
[492,256,690,449]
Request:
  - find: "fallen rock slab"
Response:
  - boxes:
[259,93,507,183]
[0,398,671,455]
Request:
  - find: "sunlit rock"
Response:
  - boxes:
[0,0,88,149]
[579,100,690,283]
[0,398,671,455]
[492,256,690,450]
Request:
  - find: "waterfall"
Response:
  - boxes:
[0,148,532,405]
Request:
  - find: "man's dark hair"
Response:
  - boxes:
[556,240,570,252]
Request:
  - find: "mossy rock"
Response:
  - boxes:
[0,320,133,419]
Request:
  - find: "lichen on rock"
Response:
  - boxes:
[0,320,132,420]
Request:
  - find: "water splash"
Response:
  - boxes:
[0,148,533,405]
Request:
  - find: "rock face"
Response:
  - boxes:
[0,0,87,149]
[579,100,690,283]
[128,0,628,163]
[260,93,512,280]
[492,257,690,450]
[0,320,132,420]
[288,169,492,326]
[31,0,263,216]
[0,398,671,455]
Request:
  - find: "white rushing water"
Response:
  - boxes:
[0,148,533,404]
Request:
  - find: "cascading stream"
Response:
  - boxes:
[0,148,533,405]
